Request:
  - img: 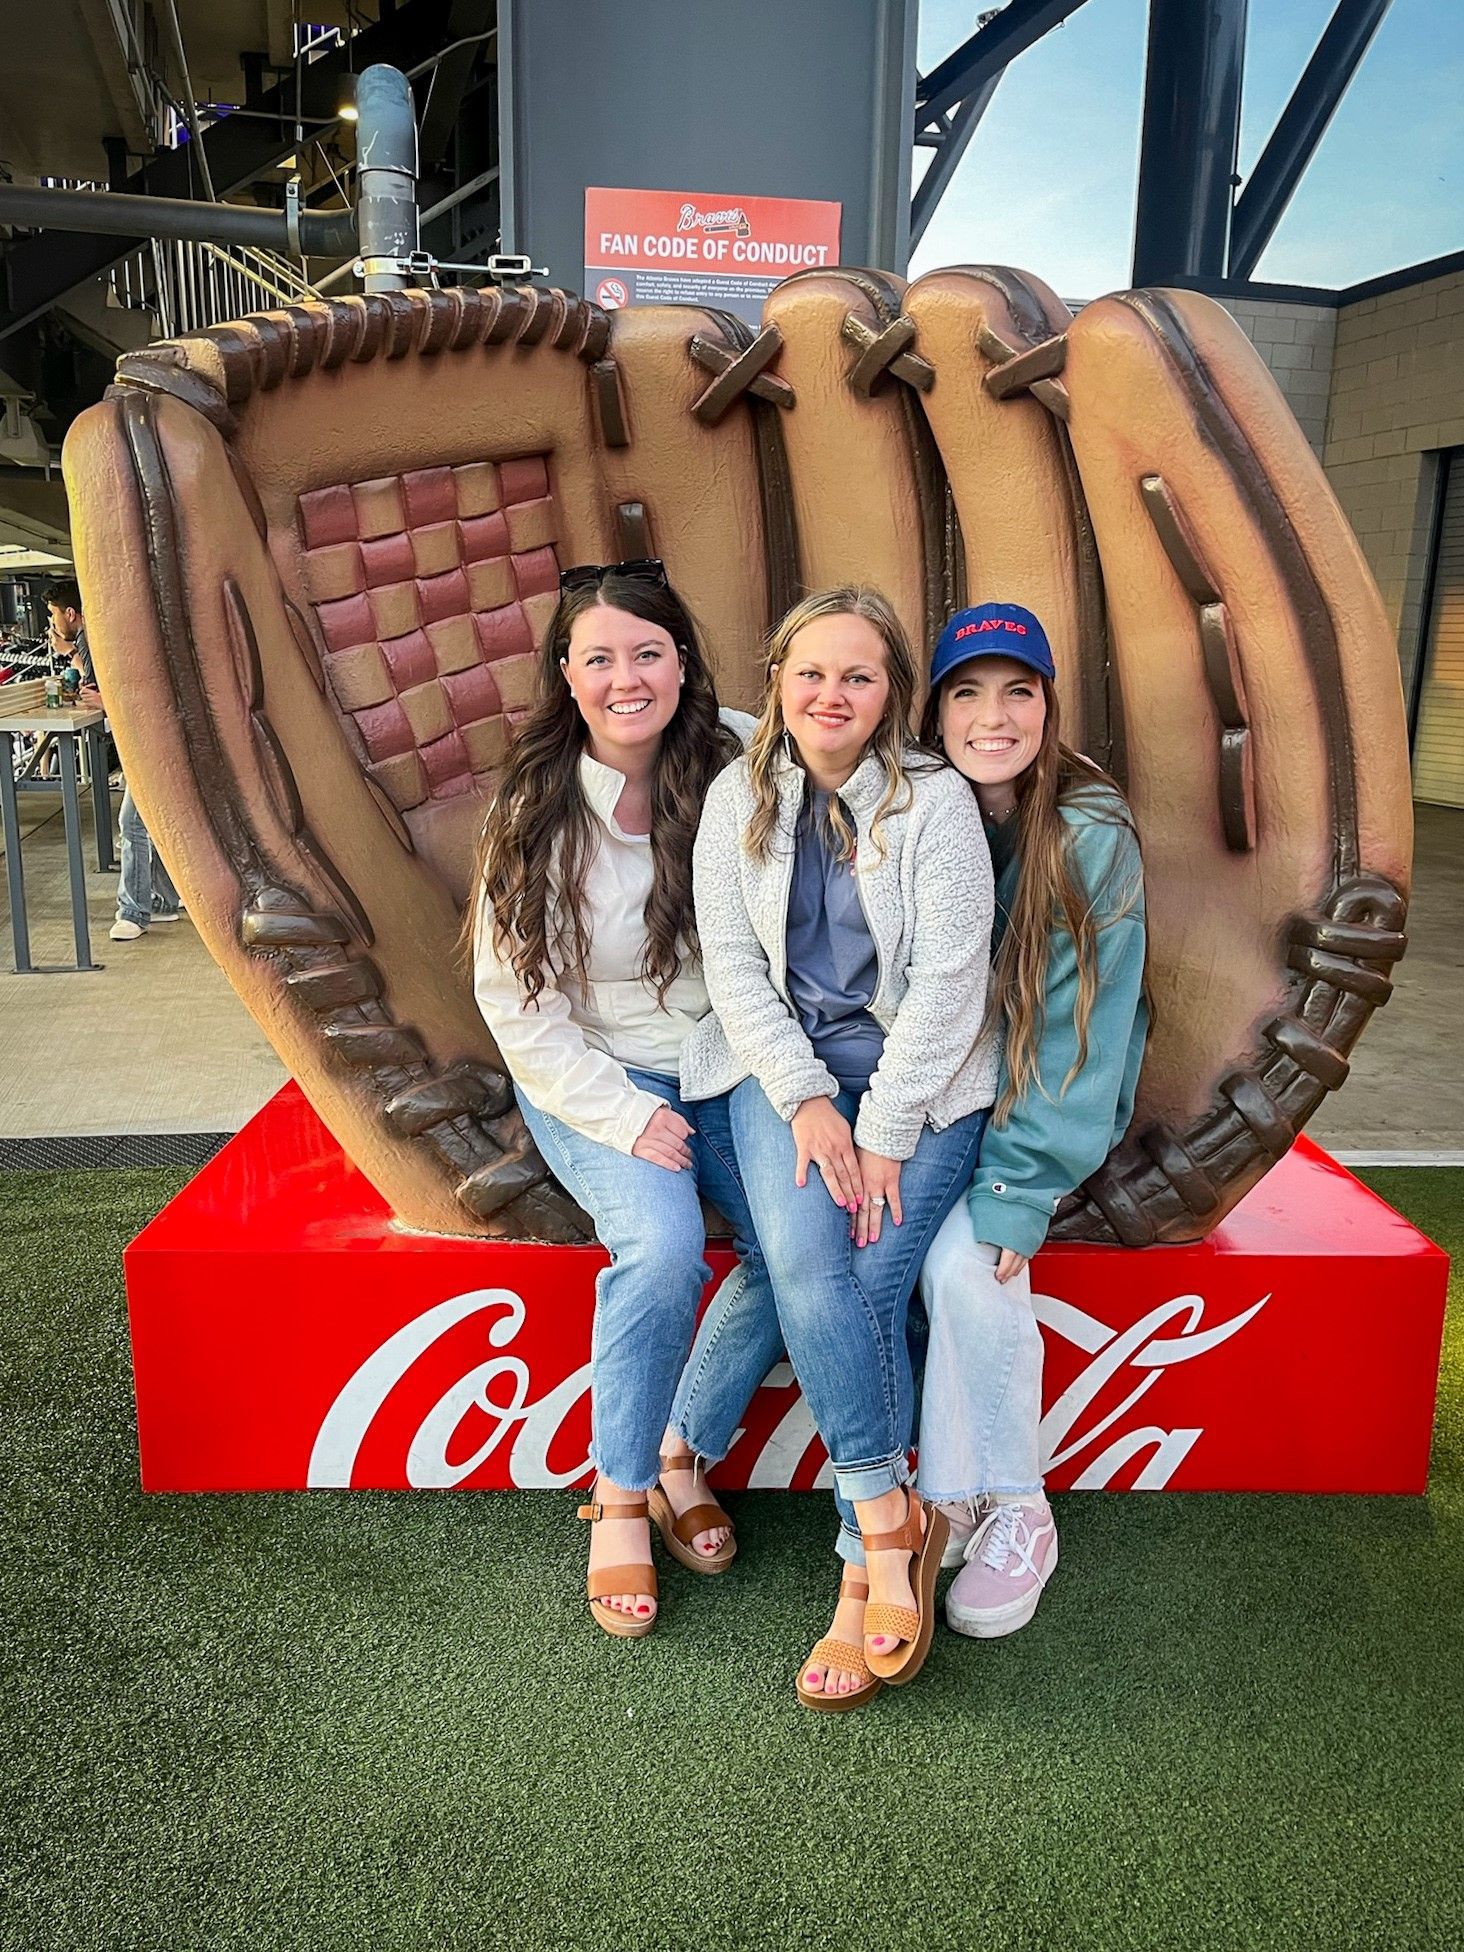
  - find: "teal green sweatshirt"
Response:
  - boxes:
[966,784,1148,1258]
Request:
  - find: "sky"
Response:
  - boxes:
[910,0,1464,298]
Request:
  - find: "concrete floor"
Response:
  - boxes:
[0,784,285,1137]
[1309,802,1464,1161]
[1,781,1460,1155]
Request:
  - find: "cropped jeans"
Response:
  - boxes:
[672,1077,985,1563]
[513,1069,769,1493]
[912,1199,1046,1503]
[116,785,180,929]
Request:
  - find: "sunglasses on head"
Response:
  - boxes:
[558,557,668,595]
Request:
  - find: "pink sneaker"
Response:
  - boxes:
[933,1499,984,1570]
[945,1497,1057,1639]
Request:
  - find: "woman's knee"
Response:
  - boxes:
[610,1208,709,1285]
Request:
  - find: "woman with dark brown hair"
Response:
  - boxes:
[470,560,766,1639]
[914,601,1148,1643]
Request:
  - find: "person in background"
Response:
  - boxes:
[45,580,94,688]
[43,579,185,944]
[913,602,1148,1642]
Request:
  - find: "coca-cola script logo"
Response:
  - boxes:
[308,1279,1269,1492]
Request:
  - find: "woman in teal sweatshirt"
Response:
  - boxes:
[913,601,1148,1643]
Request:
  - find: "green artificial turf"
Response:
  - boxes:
[2,1166,1461,1952]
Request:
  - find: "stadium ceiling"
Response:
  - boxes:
[915,0,1395,286]
[0,1,1408,351]
[0,2,334,184]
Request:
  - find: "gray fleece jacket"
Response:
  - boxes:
[680,743,999,1160]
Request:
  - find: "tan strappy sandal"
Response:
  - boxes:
[647,1451,737,1574]
[796,1571,883,1713]
[577,1496,658,1639]
[863,1488,949,1685]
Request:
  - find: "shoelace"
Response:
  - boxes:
[964,1501,1050,1585]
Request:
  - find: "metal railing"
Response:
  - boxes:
[109,237,322,337]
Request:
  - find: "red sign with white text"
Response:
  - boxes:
[123,1086,1447,1497]
[584,186,842,328]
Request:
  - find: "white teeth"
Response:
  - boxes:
[608,700,651,715]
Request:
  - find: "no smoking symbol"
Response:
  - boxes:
[596,278,629,309]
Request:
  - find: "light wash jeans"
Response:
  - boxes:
[513,1069,770,1493]
[116,785,180,929]
[913,1199,1045,1502]
[673,1076,985,1563]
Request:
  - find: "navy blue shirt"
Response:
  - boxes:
[785,788,886,1094]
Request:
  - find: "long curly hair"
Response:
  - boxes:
[468,574,738,1004]
[920,669,1144,1126]
[743,586,927,867]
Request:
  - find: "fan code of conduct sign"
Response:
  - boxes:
[584,186,843,327]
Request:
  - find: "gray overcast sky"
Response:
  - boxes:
[910,0,1464,298]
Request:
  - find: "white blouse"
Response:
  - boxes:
[472,716,751,1154]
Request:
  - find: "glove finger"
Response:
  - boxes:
[761,267,950,653]
[600,301,784,709]
[1055,288,1410,1242]
[904,265,1112,765]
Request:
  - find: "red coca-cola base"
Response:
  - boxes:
[125,1083,1448,1495]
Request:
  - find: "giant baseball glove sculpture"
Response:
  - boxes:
[63,267,1411,1244]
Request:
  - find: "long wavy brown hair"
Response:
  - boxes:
[921,668,1144,1126]
[744,586,930,866]
[467,574,738,1003]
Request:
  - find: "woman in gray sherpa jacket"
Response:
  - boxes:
[675,586,997,1711]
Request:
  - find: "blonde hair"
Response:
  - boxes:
[921,670,1144,1126]
[743,586,925,865]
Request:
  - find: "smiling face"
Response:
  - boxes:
[560,600,684,764]
[779,612,891,785]
[938,655,1049,812]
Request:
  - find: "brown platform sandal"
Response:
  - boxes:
[577,1496,659,1639]
[863,1488,949,1685]
[647,1452,737,1574]
[795,1571,883,1713]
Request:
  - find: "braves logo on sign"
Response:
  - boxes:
[308,1279,1270,1492]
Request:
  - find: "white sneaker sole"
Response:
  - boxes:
[945,1540,1059,1639]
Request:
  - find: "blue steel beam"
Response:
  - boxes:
[1132,0,1248,285]
[910,73,1003,250]
[1229,0,1394,281]
[916,0,1090,129]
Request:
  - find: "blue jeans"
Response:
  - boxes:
[117,785,180,928]
[913,1200,1045,1501]
[674,1077,985,1562]
[513,1070,771,1492]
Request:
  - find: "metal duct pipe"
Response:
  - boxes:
[355,64,419,293]
[0,183,357,260]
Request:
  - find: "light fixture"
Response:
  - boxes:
[337,74,358,123]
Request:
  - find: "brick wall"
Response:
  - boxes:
[1324,271,1464,694]
[1218,297,1337,456]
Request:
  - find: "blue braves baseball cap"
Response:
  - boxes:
[929,602,1056,689]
